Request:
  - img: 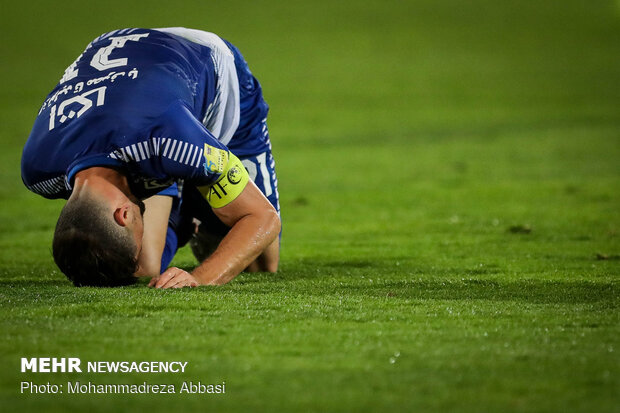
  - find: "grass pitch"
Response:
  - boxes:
[0,1,618,412]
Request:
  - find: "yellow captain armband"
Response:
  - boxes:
[198,151,249,208]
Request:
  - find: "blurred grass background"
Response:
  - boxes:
[0,1,618,412]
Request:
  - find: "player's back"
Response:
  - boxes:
[22,28,218,198]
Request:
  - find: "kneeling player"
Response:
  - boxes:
[21,28,281,288]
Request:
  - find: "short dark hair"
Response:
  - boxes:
[52,197,138,287]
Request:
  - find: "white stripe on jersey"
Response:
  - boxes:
[130,144,140,161]
[183,145,194,164]
[136,142,146,160]
[162,138,171,157]
[189,145,199,166]
[195,148,204,168]
[154,27,240,145]
[172,141,183,160]
[28,175,70,196]
[108,138,203,169]
[178,142,188,162]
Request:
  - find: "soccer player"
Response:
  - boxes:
[21,28,281,288]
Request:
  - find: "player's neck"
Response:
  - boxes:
[72,167,133,201]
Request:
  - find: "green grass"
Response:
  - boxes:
[1,0,619,412]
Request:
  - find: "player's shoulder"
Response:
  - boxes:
[156,100,223,146]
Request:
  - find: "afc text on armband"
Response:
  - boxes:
[21,358,82,373]
[207,181,229,203]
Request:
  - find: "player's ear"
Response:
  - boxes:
[113,205,131,227]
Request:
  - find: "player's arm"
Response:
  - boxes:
[151,181,280,287]
[135,195,172,277]
[195,179,280,285]
[151,153,280,288]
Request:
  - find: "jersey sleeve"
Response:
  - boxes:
[153,100,229,185]
[153,100,249,207]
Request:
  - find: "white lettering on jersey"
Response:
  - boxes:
[49,86,107,130]
[59,32,149,84]
[60,48,87,84]
[90,33,150,70]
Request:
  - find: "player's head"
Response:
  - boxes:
[52,193,145,287]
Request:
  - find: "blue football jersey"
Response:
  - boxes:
[21,28,265,200]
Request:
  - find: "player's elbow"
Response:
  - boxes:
[263,263,278,273]
[135,249,163,277]
[135,260,161,278]
[256,209,280,273]
[134,253,161,277]
[266,209,281,243]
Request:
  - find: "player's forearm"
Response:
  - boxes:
[191,210,281,285]
[135,195,173,277]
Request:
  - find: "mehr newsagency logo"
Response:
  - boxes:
[20,357,226,395]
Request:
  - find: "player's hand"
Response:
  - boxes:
[149,267,200,289]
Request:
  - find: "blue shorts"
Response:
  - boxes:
[158,40,280,272]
